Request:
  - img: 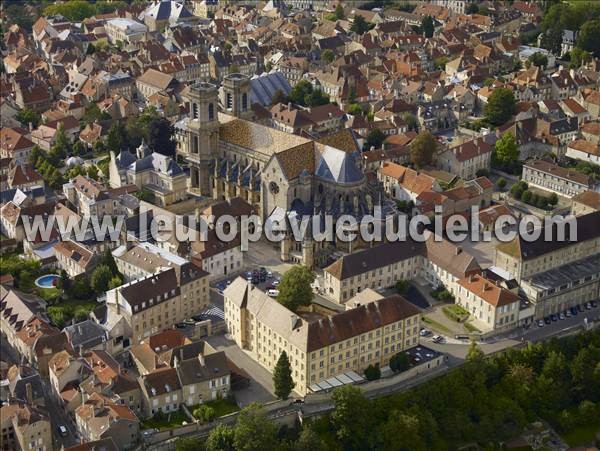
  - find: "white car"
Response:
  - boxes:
[267,289,280,297]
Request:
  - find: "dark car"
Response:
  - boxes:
[544,317,552,325]
[571,307,578,316]
[592,301,598,308]
[550,314,558,322]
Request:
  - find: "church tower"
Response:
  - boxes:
[220,73,252,120]
[184,82,220,196]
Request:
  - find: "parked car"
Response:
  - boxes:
[559,313,565,320]
[585,302,592,310]
[419,328,432,337]
[591,301,598,308]
[267,289,280,297]
[550,314,558,322]
[537,320,544,327]
[570,307,578,316]
[432,335,444,343]
[544,317,552,325]
[565,310,572,317]
[273,279,280,286]
[58,426,68,437]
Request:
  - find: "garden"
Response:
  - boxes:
[141,409,190,431]
[510,181,559,211]
[191,396,240,423]
[442,304,470,323]
[0,248,123,328]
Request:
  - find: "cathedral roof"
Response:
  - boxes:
[315,146,364,184]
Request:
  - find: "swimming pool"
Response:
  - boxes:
[35,274,59,289]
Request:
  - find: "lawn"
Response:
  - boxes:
[190,397,240,418]
[442,304,469,323]
[141,409,190,431]
[561,422,600,447]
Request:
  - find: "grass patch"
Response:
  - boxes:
[191,397,239,418]
[561,422,600,447]
[422,316,453,335]
[443,305,469,323]
[141,409,189,431]
[464,322,481,333]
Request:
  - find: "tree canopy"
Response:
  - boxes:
[276,265,315,312]
[288,80,329,107]
[485,87,516,126]
[351,15,373,35]
[410,130,438,168]
[493,131,519,165]
[273,351,295,400]
[421,15,434,38]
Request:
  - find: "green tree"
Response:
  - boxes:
[390,352,410,372]
[395,279,410,294]
[347,104,363,116]
[175,437,204,451]
[378,410,425,451]
[71,277,93,300]
[365,128,386,150]
[493,132,519,165]
[421,15,434,38]
[43,0,97,21]
[410,130,438,168]
[147,117,176,157]
[193,405,216,423]
[273,351,295,400]
[233,403,277,451]
[466,340,484,362]
[402,112,419,131]
[351,15,372,35]
[15,107,41,128]
[106,122,127,153]
[276,265,315,312]
[334,4,344,20]
[541,27,563,55]
[528,52,549,68]
[101,249,120,276]
[433,56,449,70]
[497,177,507,190]
[294,427,327,451]
[51,124,71,159]
[364,364,381,381]
[91,265,113,294]
[205,424,235,451]
[108,276,123,290]
[321,49,335,63]
[577,20,600,57]
[331,386,372,449]
[485,87,516,125]
[82,103,110,125]
[570,47,591,68]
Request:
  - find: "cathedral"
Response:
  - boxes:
[175,73,393,268]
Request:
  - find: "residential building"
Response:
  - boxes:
[323,232,481,304]
[224,278,421,395]
[0,127,34,163]
[105,18,148,45]
[456,274,521,332]
[0,402,53,451]
[438,137,492,180]
[571,190,600,216]
[522,159,596,198]
[53,239,100,279]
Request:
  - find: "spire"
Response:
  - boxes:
[136,139,150,159]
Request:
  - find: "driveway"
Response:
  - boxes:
[205,334,276,407]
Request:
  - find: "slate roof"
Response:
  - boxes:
[315,146,364,184]
[250,72,292,106]
[128,152,184,177]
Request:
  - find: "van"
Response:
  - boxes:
[267,289,279,297]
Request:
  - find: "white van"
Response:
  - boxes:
[267,289,279,297]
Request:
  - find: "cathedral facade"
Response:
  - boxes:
[175,73,393,268]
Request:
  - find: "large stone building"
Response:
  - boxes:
[495,212,600,318]
[224,278,421,395]
[323,232,481,304]
[175,74,391,268]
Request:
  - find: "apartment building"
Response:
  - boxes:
[456,274,521,332]
[105,18,148,45]
[63,175,137,220]
[224,278,421,395]
[571,191,600,216]
[323,232,481,304]
[438,137,493,180]
[105,261,209,349]
[522,159,595,198]
[0,402,53,451]
[520,252,600,319]
[53,239,99,278]
[75,393,139,450]
[494,211,600,282]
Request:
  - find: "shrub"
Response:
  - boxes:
[193,405,216,423]
[364,364,381,381]
[497,177,507,190]
[389,352,410,373]
[395,280,410,295]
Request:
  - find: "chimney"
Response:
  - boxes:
[25,383,33,405]
[455,246,462,255]
[483,282,491,291]
[469,274,476,283]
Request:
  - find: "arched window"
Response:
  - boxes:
[242,93,248,110]
[208,103,214,120]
